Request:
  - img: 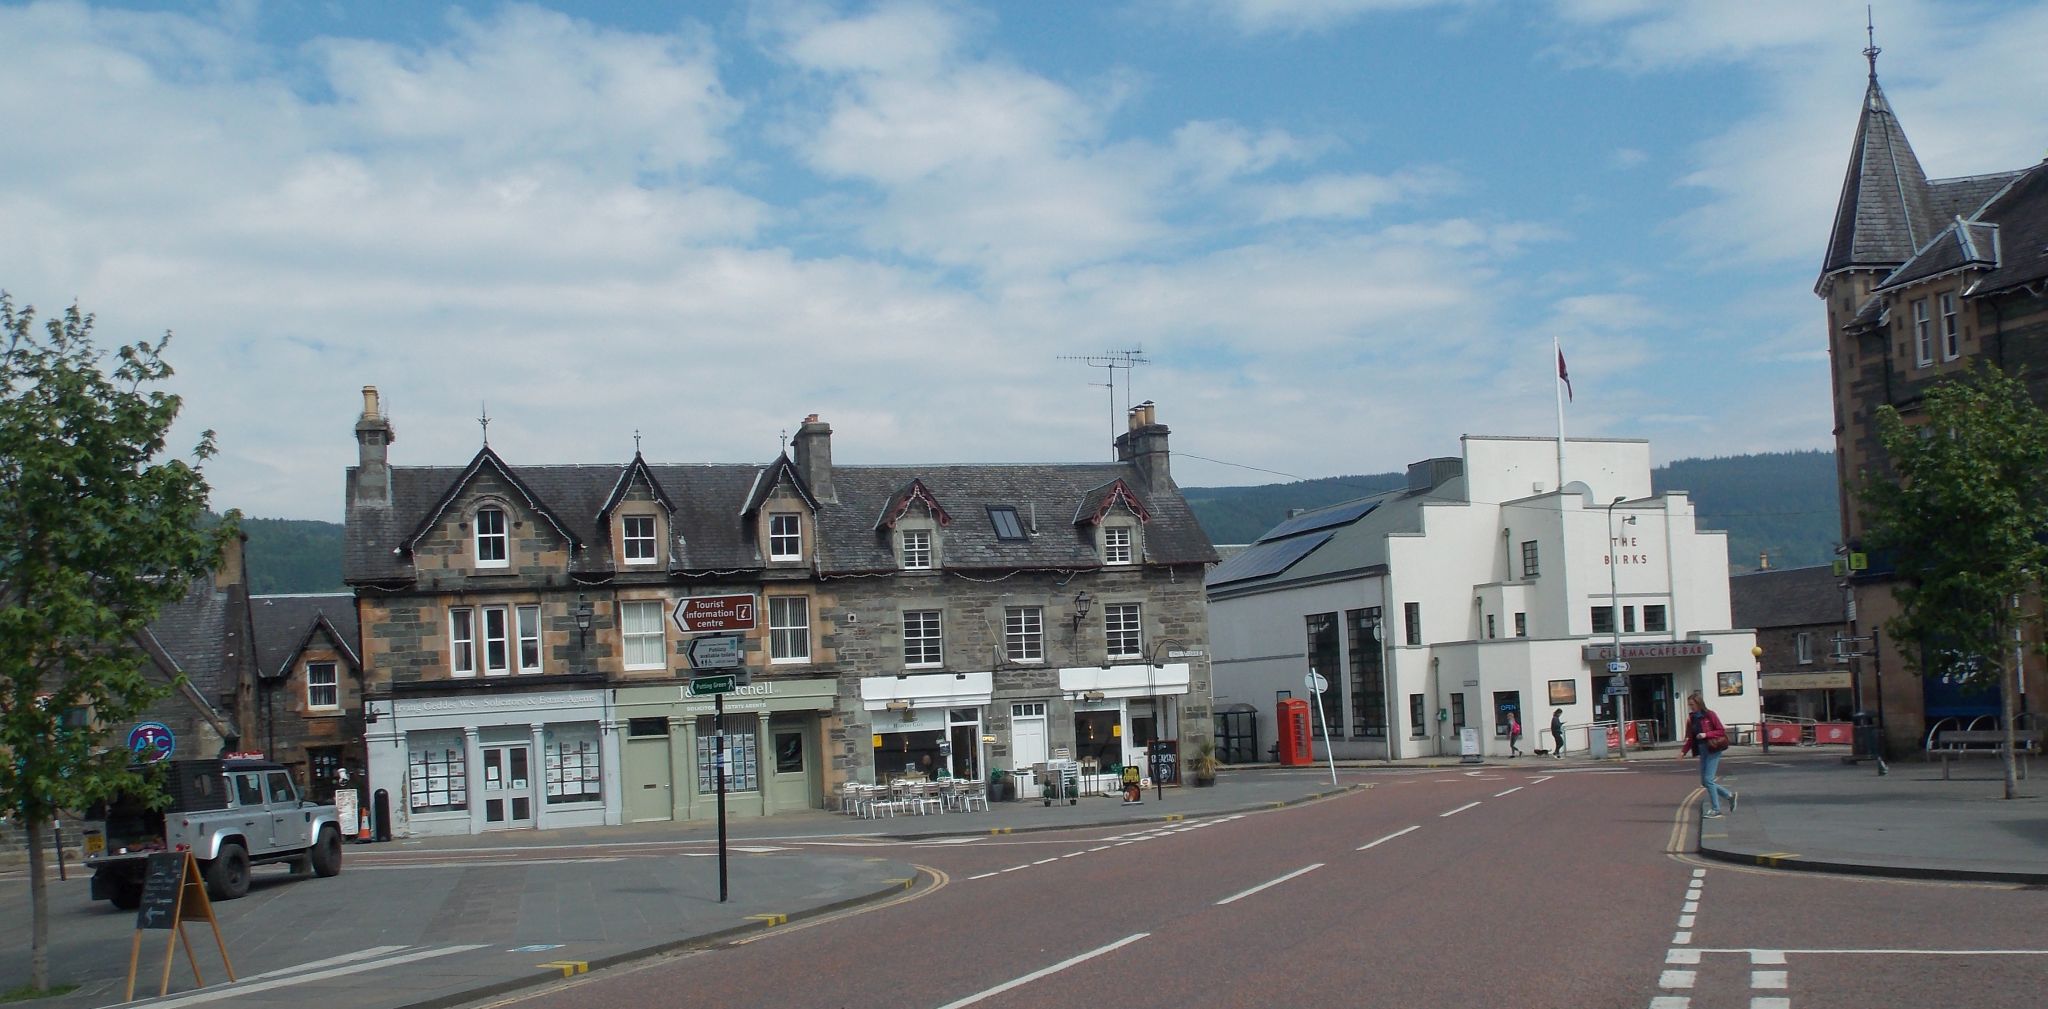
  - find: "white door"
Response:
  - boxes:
[480,745,534,829]
[1010,703,1047,793]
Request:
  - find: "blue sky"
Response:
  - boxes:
[4,0,2045,521]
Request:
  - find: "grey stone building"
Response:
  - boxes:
[344,390,1216,836]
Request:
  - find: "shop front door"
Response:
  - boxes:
[480,744,534,829]
[768,721,814,812]
[623,736,673,823]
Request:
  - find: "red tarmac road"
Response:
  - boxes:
[478,763,2045,1009]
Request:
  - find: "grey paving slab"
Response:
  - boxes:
[1694,749,2048,883]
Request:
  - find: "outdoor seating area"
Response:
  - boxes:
[840,778,991,818]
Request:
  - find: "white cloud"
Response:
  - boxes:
[1247,168,1457,223]
[1178,0,1471,34]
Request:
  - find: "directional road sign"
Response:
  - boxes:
[688,674,739,697]
[673,594,757,634]
[1605,675,1627,697]
[1606,660,1630,674]
[686,634,745,670]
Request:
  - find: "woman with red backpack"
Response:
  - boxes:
[1680,691,1736,817]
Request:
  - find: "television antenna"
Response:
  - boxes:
[1057,347,1148,459]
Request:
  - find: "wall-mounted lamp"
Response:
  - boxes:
[1082,689,1106,702]
[1071,590,1094,627]
[575,596,594,652]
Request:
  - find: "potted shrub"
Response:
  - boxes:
[1191,740,1219,787]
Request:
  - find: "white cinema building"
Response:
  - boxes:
[1206,436,1759,760]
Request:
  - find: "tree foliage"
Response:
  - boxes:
[1861,363,2048,799]
[0,293,234,988]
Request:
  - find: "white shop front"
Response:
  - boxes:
[1058,663,1191,786]
[859,671,994,784]
[364,688,616,838]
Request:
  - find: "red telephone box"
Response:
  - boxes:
[1276,698,1313,766]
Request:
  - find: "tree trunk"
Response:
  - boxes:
[26,811,50,990]
[2001,655,2020,800]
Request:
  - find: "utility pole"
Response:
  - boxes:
[1057,348,1149,458]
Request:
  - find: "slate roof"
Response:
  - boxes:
[347,454,1216,584]
[250,593,362,678]
[1878,217,2001,291]
[1729,566,1842,630]
[1966,160,2048,297]
[1205,479,1458,594]
[1821,75,1939,278]
[144,575,230,698]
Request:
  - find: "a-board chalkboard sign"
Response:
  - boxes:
[136,850,185,929]
[124,850,235,1000]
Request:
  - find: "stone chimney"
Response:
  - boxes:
[1113,400,1171,492]
[353,386,396,508]
[792,413,835,503]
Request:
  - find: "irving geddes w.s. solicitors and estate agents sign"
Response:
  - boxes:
[1580,642,1714,661]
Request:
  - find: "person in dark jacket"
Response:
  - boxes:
[1550,708,1566,759]
[1680,691,1736,816]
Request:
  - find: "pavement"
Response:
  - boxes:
[6,748,2043,1007]
[1695,746,2048,884]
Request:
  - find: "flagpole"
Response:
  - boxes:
[1554,337,1566,490]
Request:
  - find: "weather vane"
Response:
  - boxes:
[634,429,643,455]
[478,402,491,447]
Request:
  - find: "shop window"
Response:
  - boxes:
[1591,606,1614,634]
[544,723,602,804]
[1643,605,1668,633]
[406,730,468,813]
[696,718,758,791]
[307,747,342,803]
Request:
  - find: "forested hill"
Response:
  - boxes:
[1184,449,1839,574]
[224,450,1839,592]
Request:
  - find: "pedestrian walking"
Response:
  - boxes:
[1680,691,1736,817]
[1550,708,1566,759]
[1507,711,1522,757]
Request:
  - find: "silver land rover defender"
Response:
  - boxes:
[84,758,343,908]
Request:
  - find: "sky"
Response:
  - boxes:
[4,0,2046,522]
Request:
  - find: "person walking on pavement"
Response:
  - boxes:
[1680,691,1736,817]
[1550,708,1566,759]
[1507,711,1523,757]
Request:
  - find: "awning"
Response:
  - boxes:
[1057,663,1190,700]
[858,671,995,712]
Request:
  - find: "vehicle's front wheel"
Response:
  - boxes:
[310,827,343,878]
[204,843,250,901]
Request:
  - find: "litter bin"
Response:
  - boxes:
[1588,724,1609,760]
[1852,711,1881,760]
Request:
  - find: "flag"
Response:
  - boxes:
[1557,346,1573,402]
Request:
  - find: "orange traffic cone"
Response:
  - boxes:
[356,808,371,843]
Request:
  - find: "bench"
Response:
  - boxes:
[1930,729,2041,780]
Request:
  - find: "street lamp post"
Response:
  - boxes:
[1373,610,1396,763]
[1606,496,1635,758]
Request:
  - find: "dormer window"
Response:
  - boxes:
[1103,526,1133,565]
[475,507,509,568]
[769,513,802,561]
[622,515,657,565]
[901,528,932,570]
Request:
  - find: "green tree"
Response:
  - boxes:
[1,294,234,991]
[1861,364,2048,800]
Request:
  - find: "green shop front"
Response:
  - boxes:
[612,678,838,823]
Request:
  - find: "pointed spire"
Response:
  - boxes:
[1864,4,1880,81]
[1819,17,1937,282]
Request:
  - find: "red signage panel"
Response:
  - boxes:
[673,594,757,633]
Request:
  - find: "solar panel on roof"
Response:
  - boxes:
[1206,531,1335,587]
[1257,499,1380,542]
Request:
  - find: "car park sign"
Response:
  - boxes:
[673,594,757,634]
